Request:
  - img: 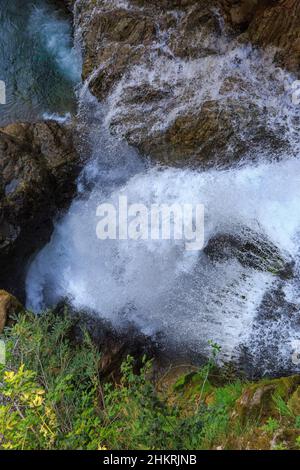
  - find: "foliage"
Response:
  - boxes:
[1,310,300,450]
[0,311,103,450]
[261,417,280,433]
[0,311,206,450]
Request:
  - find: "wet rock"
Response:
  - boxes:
[0,121,80,298]
[0,290,23,334]
[132,99,287,166]
[80,5,156,101]
[246,0,300,74]
[71,0,295,167]
[75,1,234,167]
[221,1,300,73]
[238,281,300,379]
[225,0,259,28]
[221,1,277,29]
[204,226,294,278]
[168,2,225,59]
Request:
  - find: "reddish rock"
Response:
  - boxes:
[0,290,23,333]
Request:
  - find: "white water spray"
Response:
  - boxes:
[28,6,82,84]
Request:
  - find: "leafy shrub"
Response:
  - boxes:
[0,311,103,450]
[0,311,208,450]
[1,310,300,450]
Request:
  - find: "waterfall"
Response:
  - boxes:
[25,3,300,376]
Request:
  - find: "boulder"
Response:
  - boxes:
[221,1,277,29]
[215,1,300,74]
[115,98,287,167]
[168,1,225,59]
[204,226,294,278]
[0,121,80,298]
[81,6,157,101]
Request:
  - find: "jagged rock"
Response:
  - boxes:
[81,6,157,101]
[224,0,260,27]
[76,0,227,116]
[168,2,225,59]
[246,0,300,74]
[220,1,277,28]
[120,98,287,166]
[0,290,23,333]
[71,0,296,167]
[0,121,80,298]
[217,1,300,75]
[221,1,300,73]
[204,226,294,278]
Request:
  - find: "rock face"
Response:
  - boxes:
[223,0,300,73]
[246,0,300,74]
[0,290,23,333]
[0,121,80,298]
[71,0,299,167]
[221,1,278,29]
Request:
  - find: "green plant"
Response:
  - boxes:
[0,365,58,449]
[273,394,293,418]
[0,311,105,450]
[273,442,288,450]
[198,341,221,405]
[1,309,300,450]
[100,355,205,450]
[261,417,280,433]
[0,311,208,450]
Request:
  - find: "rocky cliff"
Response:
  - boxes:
[69,0,300,166]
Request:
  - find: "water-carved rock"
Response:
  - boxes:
[204,226,294,278]
[71,0,298,167]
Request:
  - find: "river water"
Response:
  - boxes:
[0,0,81,126]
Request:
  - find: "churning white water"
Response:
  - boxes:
[26,12,300,375]
[25,137,300,364]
